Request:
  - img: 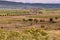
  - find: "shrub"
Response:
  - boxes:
[49,18,56,23]
[6,31,22,40]
[39,11,43,14]
[49,18,53,22]
[55,17,58,19]
[28,19,33,21]
[24,28,49,40]
[41,25,45,28]
[23,19,26,22]
[34,19,38,24]
[40,20,45,22]
[1,27,3,29]
[0,30,6,40]
[0,28,59,40]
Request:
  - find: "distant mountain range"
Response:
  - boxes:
[0,1,60,9]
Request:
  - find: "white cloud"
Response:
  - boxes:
[6,0,25,2]
[6,0,60,3]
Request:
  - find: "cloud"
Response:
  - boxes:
[2,0,60,3]
[0,0,5,1]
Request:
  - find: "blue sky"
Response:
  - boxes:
[2,0,60,3]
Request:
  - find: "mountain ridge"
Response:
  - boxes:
[0,1,60,9]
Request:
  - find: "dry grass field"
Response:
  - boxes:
[0,9,60,40]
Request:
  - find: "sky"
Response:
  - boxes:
[1,0,60,3]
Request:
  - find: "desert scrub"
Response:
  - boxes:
[6,31,22,40]
[0,28,59,40]
[24,28,49,40]
[0,29,49,40]
[0,30,6,40]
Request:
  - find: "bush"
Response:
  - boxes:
[55,17,58,19]
[0,28,59,40]
[41,25,45,28]
[24,28,49,40]
[6,31,22,40]
[23,19,26,21]
[49,18,53,22]
[28,19,33,21]
[39,11,43,14]
[1,27,3,29]
[40,20,45,22]
[0,30,6,40]
[34,19,38,24]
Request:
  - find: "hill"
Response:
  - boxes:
[0,1,60,9]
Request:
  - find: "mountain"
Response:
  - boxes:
[0,1,23,5]
[0,1,60,9]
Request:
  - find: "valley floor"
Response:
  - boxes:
[0,9,60,40]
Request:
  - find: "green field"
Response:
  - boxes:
[0,10,30,16]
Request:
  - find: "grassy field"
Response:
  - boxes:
[0,28,60,40]
[0,9,30,16]
[0,9,60,40]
